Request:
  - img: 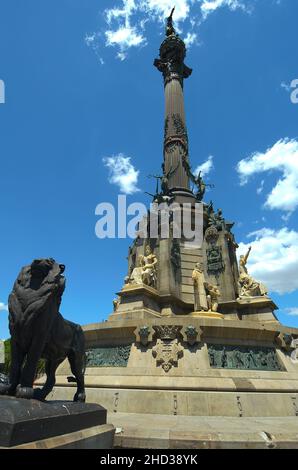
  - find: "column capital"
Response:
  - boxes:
[154,34,192,87]
[154,9,192,87]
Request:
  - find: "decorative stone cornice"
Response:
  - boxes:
[154,34,192,87]
[182,325,203,346]
[153,324,182,340]
[134,325,154,347]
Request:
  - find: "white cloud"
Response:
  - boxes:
[89,0,255,60]
[141,0,191,23]
[281,212,292,223]
[256,179,264,195]
[105,26,145,50]
[237,227,298,294]
[200,0,251,20]
[194,155,214,176]
[85,32,105,65]
[85,33,96,47]
[184,32,198,47]
[104,0,145,57]
[237,138,298,213]
[117,52,127,61]
[284,308,298,317]
[106,0,137,24]
[103,154,140,194]
[0,302,8,312]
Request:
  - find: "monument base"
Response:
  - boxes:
[0,396,115,449]
[38,314,298,448]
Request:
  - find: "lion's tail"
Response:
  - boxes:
[67,350,87,383]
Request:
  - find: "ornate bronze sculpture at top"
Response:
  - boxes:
[0,258,86,402]
[154,7,192,87]
[166,7,176,36]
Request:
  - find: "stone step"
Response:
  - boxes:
[110,412,298,449]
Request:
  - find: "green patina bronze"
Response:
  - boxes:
[208,344,284,371]
[86,345,131,367]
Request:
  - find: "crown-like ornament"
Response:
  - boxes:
[153,325,182,340]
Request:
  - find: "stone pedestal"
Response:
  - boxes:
[0,397,115,449]
[110,284,161,321]
[220,297,279,322]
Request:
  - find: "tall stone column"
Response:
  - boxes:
[154,11,192,193]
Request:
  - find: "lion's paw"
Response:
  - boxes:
[33,388,46,401]
[73,392,86,403]
[16,386,34,399]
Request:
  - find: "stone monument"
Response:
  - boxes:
[0,258,114,449]
[43,11,298,449]
[0,258,86,401]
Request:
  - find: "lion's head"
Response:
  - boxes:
[9,258,66,336]
[14,258,65,291]
[30,258,65,283]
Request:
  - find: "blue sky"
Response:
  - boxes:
[0,0,297,338]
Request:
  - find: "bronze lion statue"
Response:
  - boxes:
[0,258,86,402]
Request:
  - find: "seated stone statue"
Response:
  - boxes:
[238,247,268,298]
[126,246,158,289]
[239,275,267,298]
[0,258,86,402]
[140,246,158,288]
[127,266,143,285]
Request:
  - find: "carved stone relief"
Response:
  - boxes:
[207,344,283,371]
